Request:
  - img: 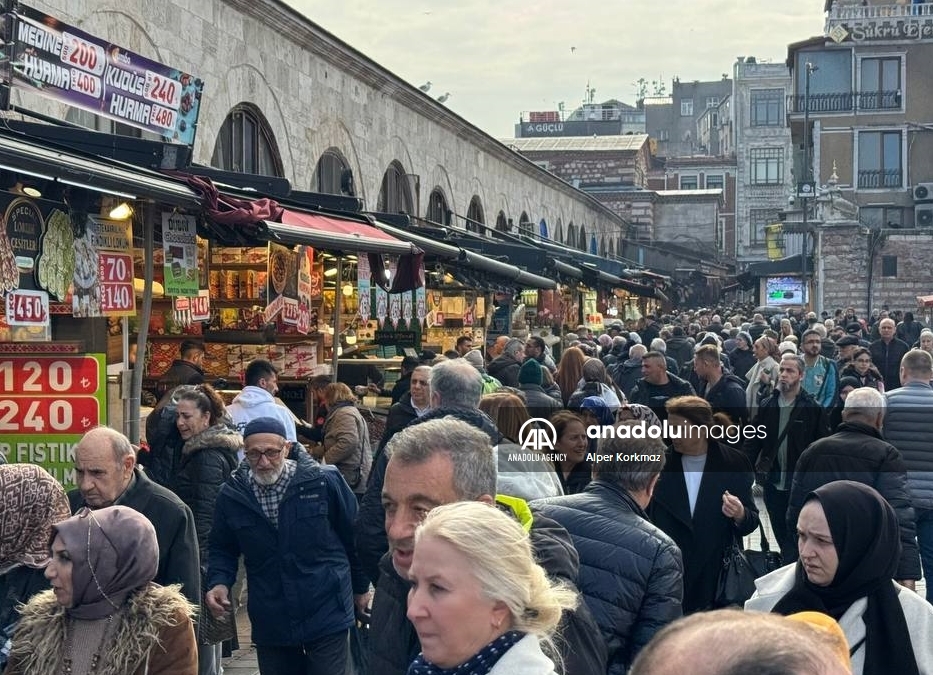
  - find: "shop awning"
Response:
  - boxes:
[615,280,668,301]
[917,295,933,308]
[264,210,420,256]
[744,254,813,277]
[0,129,201,208]
[372,220,558,290]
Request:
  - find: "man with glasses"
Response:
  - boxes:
[227,359,297,444]
[206,417,369,675]
[800,329,838,408]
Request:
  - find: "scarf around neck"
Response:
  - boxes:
[407,630,524,675]
[0,464,71,573]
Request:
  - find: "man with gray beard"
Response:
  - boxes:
[205,417,369,675]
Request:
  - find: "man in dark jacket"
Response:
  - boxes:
[206,417,368,675]
[68,426,200,606]
[695,344,748,426]
[870,317,910,389]
[156,339,205,400]
[787,387,920,587]
[896,311,923,348]
[629,352,695,420]
[370,418,607,675]
[356,359,503,585]
[487,337,523,387]
[534,428,683,674]
[377,365,432,453]
[744,355,830,562]
[517,358,561,419]
[612,344,648,400]
[664,326,694,371]
[885,349,933,602]
[728,332,756,385]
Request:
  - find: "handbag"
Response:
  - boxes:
[197,600,237,645]
[743,522,784,578]
[714,538,758,608]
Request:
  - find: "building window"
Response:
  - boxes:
[749,147,784,185]
[427,188,450,225]
[657,129,670,141]
[858,131,902,189]
[466,196,485,234]
[705,174,725,190]
[859,57,901,110]
[749,208,781,245]
[681,99,694,116]
[860,206,905,229]
[881,255,897,277]
[377,161,415,214]
[750,88,784,126]
[680,175,699,190]
[211,104,284,176]
[706,97,719,109]
[65,107,160,140]
[312,149,350,195]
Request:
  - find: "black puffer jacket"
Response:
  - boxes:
[170,424,241,569]
[487,354,520,387]
[518,383,562,419]
[702,373,749,426]
[367,497,608,675]
[355,407,502,585]
[665,336,694,370]
[787,421,921,580]
[533,482,683,674]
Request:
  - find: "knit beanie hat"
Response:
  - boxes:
[737,331,753,347]
[518,358,543,386]
[463,350,485,370]
[243,416,288,439]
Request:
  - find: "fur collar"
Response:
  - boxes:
[182,423,242,457]
[9,584,195,675]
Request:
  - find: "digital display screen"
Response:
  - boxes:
[765,276,804,306]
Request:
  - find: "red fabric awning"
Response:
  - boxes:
[267,209,420,257]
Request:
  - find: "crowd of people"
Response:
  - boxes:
[2,303,933,674]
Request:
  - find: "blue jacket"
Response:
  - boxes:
[207,450,367,647]
[885,381,933,509]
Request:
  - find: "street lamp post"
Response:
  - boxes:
[801,62,818,308]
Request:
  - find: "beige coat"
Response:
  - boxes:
[322,404,372,493]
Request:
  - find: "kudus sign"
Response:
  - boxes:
[0,3,204,144]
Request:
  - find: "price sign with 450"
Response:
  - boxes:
[5,290,49,325]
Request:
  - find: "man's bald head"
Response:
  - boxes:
[630,609,851,675]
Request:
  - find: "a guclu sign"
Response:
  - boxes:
[526,123,564,134]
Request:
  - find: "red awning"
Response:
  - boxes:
[267,209,420,256]
[917,295,933,308]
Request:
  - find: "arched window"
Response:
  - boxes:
[466,196,484,234]
[608,238,615,257]
[519,212,532,237]
[590,235,598,255]
[312,148,351,195]
[555,218,564,244]
[539,219,549,240]
[495,211,509,232]
[600,236,607,257]
[567,222,577,247]
[427,187,451,225]
[377,161,414,214]
[211,104,284,176]
[578,224,588,251]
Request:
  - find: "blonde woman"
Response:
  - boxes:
[406,501,578,674]
[319,382,372,497]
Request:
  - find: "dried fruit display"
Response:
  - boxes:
[0,225,18,293]
[36,209,75,300]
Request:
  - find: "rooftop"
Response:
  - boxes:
[502,134,650,152]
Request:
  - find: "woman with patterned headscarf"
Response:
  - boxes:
[0,464,71,671]
[5,505,197,675]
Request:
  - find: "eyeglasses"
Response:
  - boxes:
[245,448,285,462]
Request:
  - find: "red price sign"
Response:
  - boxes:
[191,291,210,322]
[282,298,299,325]
[0,396,100,433]
[143,71,181,107]
[0,357,103,395]
[149,104,177,131]
[60,32,105,76]
[98,252,136,315]
[5,290,49,325]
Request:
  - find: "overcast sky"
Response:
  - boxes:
[285,0,825,138]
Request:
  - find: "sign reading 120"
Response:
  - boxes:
[0,357,102,433]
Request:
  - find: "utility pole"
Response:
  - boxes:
[801,62,817,308]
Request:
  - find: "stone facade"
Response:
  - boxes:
[14,0,626,251]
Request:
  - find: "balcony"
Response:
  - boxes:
[857,168,902,189]
[786,90,901,114]
[826,1,933,31]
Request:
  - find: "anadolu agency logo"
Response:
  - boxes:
[518,417,556,452]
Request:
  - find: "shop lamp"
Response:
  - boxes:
[324,267,338,277]
[342,282,354,297]
[11,181,41,198]
[109,201,134,220]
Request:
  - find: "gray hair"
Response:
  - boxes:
[593,422,666,492]
[843,386,886,423]
[780,354,806,374]
[385,417,496,499]
[629,344,647,359]
[430,358,483,409]
[650,338,667,353]
[504,338,525,358]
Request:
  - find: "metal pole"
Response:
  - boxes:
[801,62,815,309]
[330,255,343,382]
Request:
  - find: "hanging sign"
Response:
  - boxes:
[3,198,45,292]
[5,289,49,326]
[190,289,211,322]
[402,291,413,328]
[6,5,204,144]
[415,286,427,325]
[357,254,371,321]
[296,246,314,335]
[97,251,135,316]
[162,212,198,297]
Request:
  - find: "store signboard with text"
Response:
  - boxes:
[5,4,204,144]
[0,353,106,488]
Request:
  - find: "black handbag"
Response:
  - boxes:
[744,522,784,578]
[714,539,758,608]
